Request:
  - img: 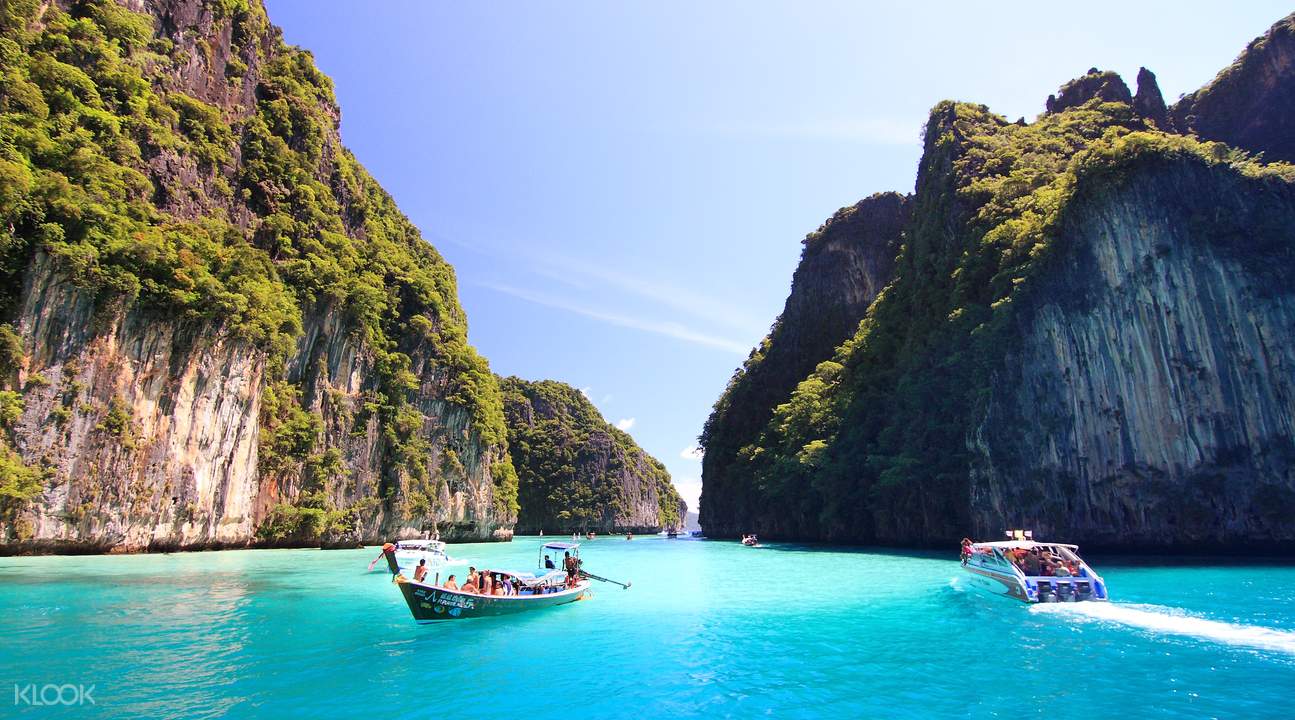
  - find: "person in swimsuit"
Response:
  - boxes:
[443,574,458,590]
[413,559,428,583]
[480,571,493,596]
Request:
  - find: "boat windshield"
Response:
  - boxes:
[397,540,446,552]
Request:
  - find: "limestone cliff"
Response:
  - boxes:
[0,0,516,552]
[700,193,908,537]
[970,158,1295,550]
[700,14,1295,551]
[501,377,684,534]
[1171,13,1295,163]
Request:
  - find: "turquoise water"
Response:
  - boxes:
[2,538,1294,719]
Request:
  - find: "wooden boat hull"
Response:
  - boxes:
[395,579,590,622]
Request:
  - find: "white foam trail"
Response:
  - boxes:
[1032,602,1295,655]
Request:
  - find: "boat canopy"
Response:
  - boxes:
[972,540,1078,550]
[542,542,580,551]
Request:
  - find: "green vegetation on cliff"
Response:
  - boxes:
[0,0,514,532]
[704,79,1295,541]
[502,377,682,532]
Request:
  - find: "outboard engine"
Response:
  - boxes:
[1036,580,1057,603]
[1054,581,1074,602]
[1074,580,1093,601]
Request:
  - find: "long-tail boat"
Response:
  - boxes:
[390,541,612,622]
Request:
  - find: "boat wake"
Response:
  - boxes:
[1032,602,1295,655]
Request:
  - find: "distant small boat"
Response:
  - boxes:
[740,534,759,547]
[961,530,1109,603]
[390,542,629,622]
[666,530,679,539]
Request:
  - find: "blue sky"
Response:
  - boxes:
[264,1,1289,511]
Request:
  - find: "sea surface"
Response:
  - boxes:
[2,537,1294,719]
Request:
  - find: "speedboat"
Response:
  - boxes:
[368,539,454,573]
[741,534,759,547]
[961,530,1108,603]
[390,542,628,622]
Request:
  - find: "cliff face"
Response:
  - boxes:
[502,377,685,534]
[699,193,908,537]
[0,0,516,552]
[971,160,1295,550]
[700,13,1295,551]
[1172,13,1295,162]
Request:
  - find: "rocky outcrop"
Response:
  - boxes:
[699,193,908,536]
[1171,13,1295,162]
[0,0,514,552]
[502,377,685,534]
[1133,67,1169,129]
[1046,69,1131,114]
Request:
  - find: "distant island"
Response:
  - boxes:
[700,14,1295,553]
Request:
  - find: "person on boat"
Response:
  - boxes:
[500,574,514,595]
[461,576,478,594]
[413,559,429,583]
[1022,549,1042,576]
[960,538,973,564]
[545,554,556,569]
[443,574,459,590]
[480,571,494,596]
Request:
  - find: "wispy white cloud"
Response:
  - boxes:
[541,256,765,337]
[445,233,765,341]
[616,418,636,431]
[680,445,705,461]
[481,282,750,355]
[719,116,920,146]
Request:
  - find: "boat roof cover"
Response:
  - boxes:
[973,540,1078,550]
[542,541,580,551]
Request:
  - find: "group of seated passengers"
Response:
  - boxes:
[427,565,566,595]
[438,566,522,596]
[960,539,1082,577]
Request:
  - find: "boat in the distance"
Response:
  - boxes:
[368,539,454,573]
[390,541,618,622]
[961,530,1108,603]
[740,534,759,547]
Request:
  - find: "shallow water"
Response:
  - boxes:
[2,538,1293,718]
